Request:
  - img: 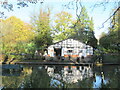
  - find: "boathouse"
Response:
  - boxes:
[46,38,93,62]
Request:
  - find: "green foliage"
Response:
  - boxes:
[72,6,97,48]
[99,9,120,53]
[99,31,119,53]
[0,6,101,61]
[0,16,35,60]
[99,25,119,53]
[53,11,75,42]
[32,9,53,49]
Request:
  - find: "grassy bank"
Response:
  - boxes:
[92,54,120,64]
[3,54,120,64]
[102,54,120,63]
[6,60,43,64]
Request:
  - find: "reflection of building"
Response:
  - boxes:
[46,65,93,84]
[62,66,93,83]
[46,39,93,62]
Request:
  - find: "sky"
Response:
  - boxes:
[0,0,118,39]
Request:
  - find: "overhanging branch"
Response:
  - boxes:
[99,6,120,29]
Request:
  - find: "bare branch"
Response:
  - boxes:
[62,0,83,28]
[62,0,75,10]
[72,0,83,28]
[90,0,109,12]
[99,6,120,29]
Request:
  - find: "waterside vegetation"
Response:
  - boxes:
[0,3,120,64]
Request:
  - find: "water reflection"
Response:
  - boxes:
[2,65,23,76]
[46,66,93,84]
[2,65,120,88]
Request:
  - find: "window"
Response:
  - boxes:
[79,50,83,53]
[67,50,73,53]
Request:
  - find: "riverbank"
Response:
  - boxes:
[1,54,119,65]
[102,54,120,63]
[14,61,120,66]
[1,59,118,66]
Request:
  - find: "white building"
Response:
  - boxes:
[46,38,93,61]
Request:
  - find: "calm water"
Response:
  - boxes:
[1,64,120,88]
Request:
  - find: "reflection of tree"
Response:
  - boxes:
[101,66,120,88]
[2,65,120,88]
[2,73,25,88]
[2,66,33,88]
[2,66,51,88]
[22,66,51,88]
[93,66,120,88]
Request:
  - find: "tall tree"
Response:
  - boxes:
[87,18,97,49]
[99,8,120,53]
[32,8,53,50]
[1,16,34,55]
[72,6,97,48]
[53,11,75,42]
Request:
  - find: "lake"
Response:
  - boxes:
[1,64,120,88]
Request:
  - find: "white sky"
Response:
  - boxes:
[0,0,118,39]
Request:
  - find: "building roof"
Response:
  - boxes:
[48,38,92,48]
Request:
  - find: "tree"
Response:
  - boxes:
[99,8,120,53]
[87,18,97,49]
[63,0,119,29]
[71,6,97,48]
[0,16,34,59]
[31,8,53,51]
[53,11,75,42]
[0,0,119,29]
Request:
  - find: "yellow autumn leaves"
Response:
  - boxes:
[0,16,34,54]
